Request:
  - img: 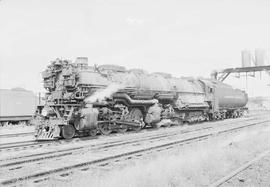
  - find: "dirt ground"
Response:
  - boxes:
[222,155,270,187]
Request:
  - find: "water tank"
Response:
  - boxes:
[255,49,267,66]
[241,50,253,67]
[75,57,88,66]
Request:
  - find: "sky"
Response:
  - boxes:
[0,0,270,97]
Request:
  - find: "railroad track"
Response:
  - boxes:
[0,115,268,169]
[0,111,265,143]
[0,128,186,152]
[0,114,264,152]
[0,125,213,166]
[0,132,34,138]
[0,140,44,151]
[0,115,266,161]
[0,122,218,163]
[1,117,270,186]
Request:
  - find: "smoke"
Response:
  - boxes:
[85,82,126,103]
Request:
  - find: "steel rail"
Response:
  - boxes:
[0,132,34,138]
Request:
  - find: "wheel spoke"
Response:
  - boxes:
[98,123,112,135]
[129,108,143,131]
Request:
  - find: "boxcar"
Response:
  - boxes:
[0,88,39,125]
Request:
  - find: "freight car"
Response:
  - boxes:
[32,58,248,140]
[0,88,39,126]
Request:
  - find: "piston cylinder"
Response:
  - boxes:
[74,107,98,131]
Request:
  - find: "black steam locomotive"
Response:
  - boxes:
[32,57,248,140]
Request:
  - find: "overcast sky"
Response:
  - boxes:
[0,0,270,96]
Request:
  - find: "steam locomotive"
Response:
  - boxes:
[32,57,248,140]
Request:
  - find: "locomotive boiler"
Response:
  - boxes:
[32,57,248,140]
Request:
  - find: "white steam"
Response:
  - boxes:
[85,82,126,103]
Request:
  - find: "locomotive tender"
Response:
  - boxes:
[32,57,248,140]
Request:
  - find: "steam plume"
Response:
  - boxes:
[85,82,126,103]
